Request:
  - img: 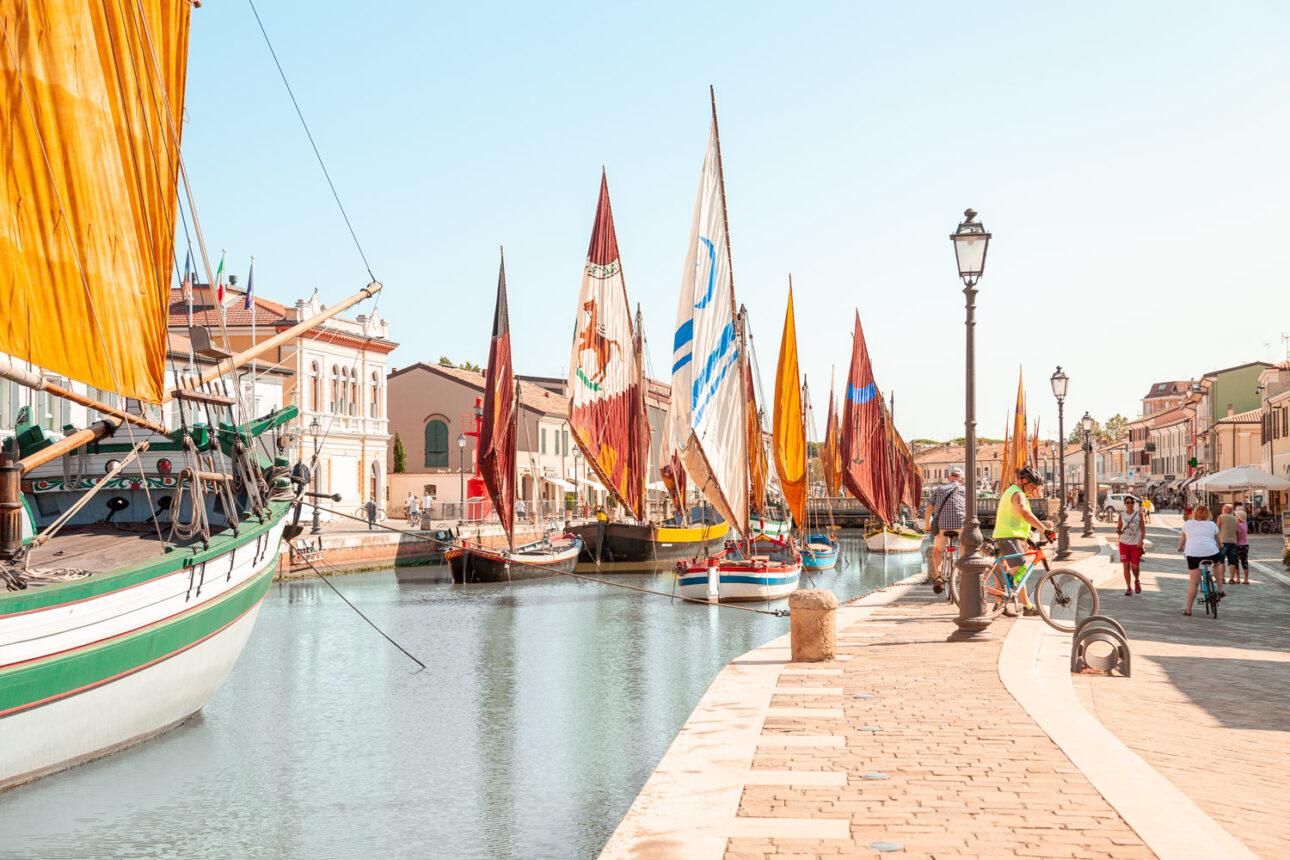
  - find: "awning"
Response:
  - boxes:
[543,476,575,491]
[578,476,607,493]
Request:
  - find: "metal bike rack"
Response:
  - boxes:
[1071,614,1131,676]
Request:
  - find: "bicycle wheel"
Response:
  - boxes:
[1033,567,1099,632]
[945,556,960,605]
[948,567,1006,616]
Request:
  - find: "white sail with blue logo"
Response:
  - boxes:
[669,103,749,539]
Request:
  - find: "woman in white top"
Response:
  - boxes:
[1177,504,1223,616]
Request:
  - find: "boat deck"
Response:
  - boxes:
[23,526,183,575]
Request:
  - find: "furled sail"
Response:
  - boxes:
[841,312,894,524]
[745,334,767,517]
[480,252,516,545]
[567,172,648,520]
[0,1,191,402]
[772,284,806,528]
[669,108,748,537]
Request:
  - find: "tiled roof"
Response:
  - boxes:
[393,362,569,416]
[168,286,290,328]
[1142,380,1192,399]
[1214,406,1264,424]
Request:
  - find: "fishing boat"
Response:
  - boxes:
[801,534,841,570]
[565,174,728,568]
[840,313,925,554]
[0,1,383,789]
[675,535,801,602]
[446,533,582,583]
[750,514,790,539]
[459,251,583,584]
[668,90,800,603]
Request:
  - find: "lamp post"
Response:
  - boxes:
[1050,366,1071,559]
[308,417,323,535]
[950,209,993,632]
[1081,411,1095,537]
[457,432,467,524]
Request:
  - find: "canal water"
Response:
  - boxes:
[0,533,926,860]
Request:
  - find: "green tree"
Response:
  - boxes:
[437,355,455,368]
[439,356,482,372]
[392,432,407,473]
[1101,413,1129,443]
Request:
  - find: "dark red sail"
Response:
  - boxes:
[480,251,516,545]
[840,312,895,524]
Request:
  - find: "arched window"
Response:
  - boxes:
[309,362,320,412]
[349,369,358,416]
[370,371,380,418]
[424,419,449,468]
[330,365,340,412]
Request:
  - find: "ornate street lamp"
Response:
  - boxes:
[457,432,467,524]
[308,416,323,535]
[950,209,992,632]
[1081,411,1095,537]
[1050,366,1071,559]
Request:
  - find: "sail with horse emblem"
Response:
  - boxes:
[567,173,728,567]
[568,171,648,520]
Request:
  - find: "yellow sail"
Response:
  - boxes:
[772,284,806,528]
[1010,369,1028,485]
[0,1,191,402]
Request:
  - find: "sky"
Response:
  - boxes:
[179,1,1290,441]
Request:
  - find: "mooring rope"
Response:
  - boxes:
[298,502,791,617]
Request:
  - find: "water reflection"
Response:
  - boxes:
[0,532,925,859]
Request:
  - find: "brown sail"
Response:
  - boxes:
[479,252,516,545]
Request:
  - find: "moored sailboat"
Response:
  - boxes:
[565,173,727,568]
[670,91,800,603]
[0,1,383,789]
[839,314,925,554]
[446,253,583,583]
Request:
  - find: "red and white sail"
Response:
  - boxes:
[567,173,648,520]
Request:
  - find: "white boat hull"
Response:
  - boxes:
[676,564,801,603]
[0,513,287,791]
[864,527,924,554]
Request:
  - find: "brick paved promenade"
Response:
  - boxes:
[1073,513,1290,859]
[604,514,1288,859]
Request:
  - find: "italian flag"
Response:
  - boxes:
[215,252,226,303]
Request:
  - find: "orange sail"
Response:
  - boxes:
[745,348,768,516]
[772,283,806,528]
[0,1,191,402]
[821,384,842,497]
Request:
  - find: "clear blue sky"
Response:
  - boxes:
[181,1,1290,441]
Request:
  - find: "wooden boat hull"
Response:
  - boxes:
[675,536,801,603]
[801,535,840,571]
[571,520,730,570]
[446,537,582,583]
[864,525,924,554]
[0,502,290,792]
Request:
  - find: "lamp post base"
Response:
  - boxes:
[953,524,994,633]
[1056,505,1071,559]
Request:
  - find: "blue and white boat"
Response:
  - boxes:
[800,534,840,571]
[675,535,801,603]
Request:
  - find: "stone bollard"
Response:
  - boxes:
[789,589,837,662]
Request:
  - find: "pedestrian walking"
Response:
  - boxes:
[516,497,527,520]
[1116,495,1146,596]
[1177,504,1223,616]
[365,498,378,531]
[408,493,420,525]
[1216,503,1240,584]
[404,492,415,521]
[1235,509,1251,585]
[422,491,433,519]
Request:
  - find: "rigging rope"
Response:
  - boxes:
[299,502,789,617]
[246,0,377,284]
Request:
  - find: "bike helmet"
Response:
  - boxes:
[1016,465,1042,486]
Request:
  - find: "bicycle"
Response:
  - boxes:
[354,505,388,523]
[950,535,1099,632]
[1197,559,1221,618]
[935,530,959,603]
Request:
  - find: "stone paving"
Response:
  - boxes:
[1071,514,1290,859]
[726,590,1150,859]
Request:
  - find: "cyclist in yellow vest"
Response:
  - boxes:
[992,466,1053,616]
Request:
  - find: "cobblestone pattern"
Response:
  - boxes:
[1072,519,1290,859]
[727,591,1150,859]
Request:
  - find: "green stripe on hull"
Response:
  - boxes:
[0,501,290,616]
[0,563,274,716]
